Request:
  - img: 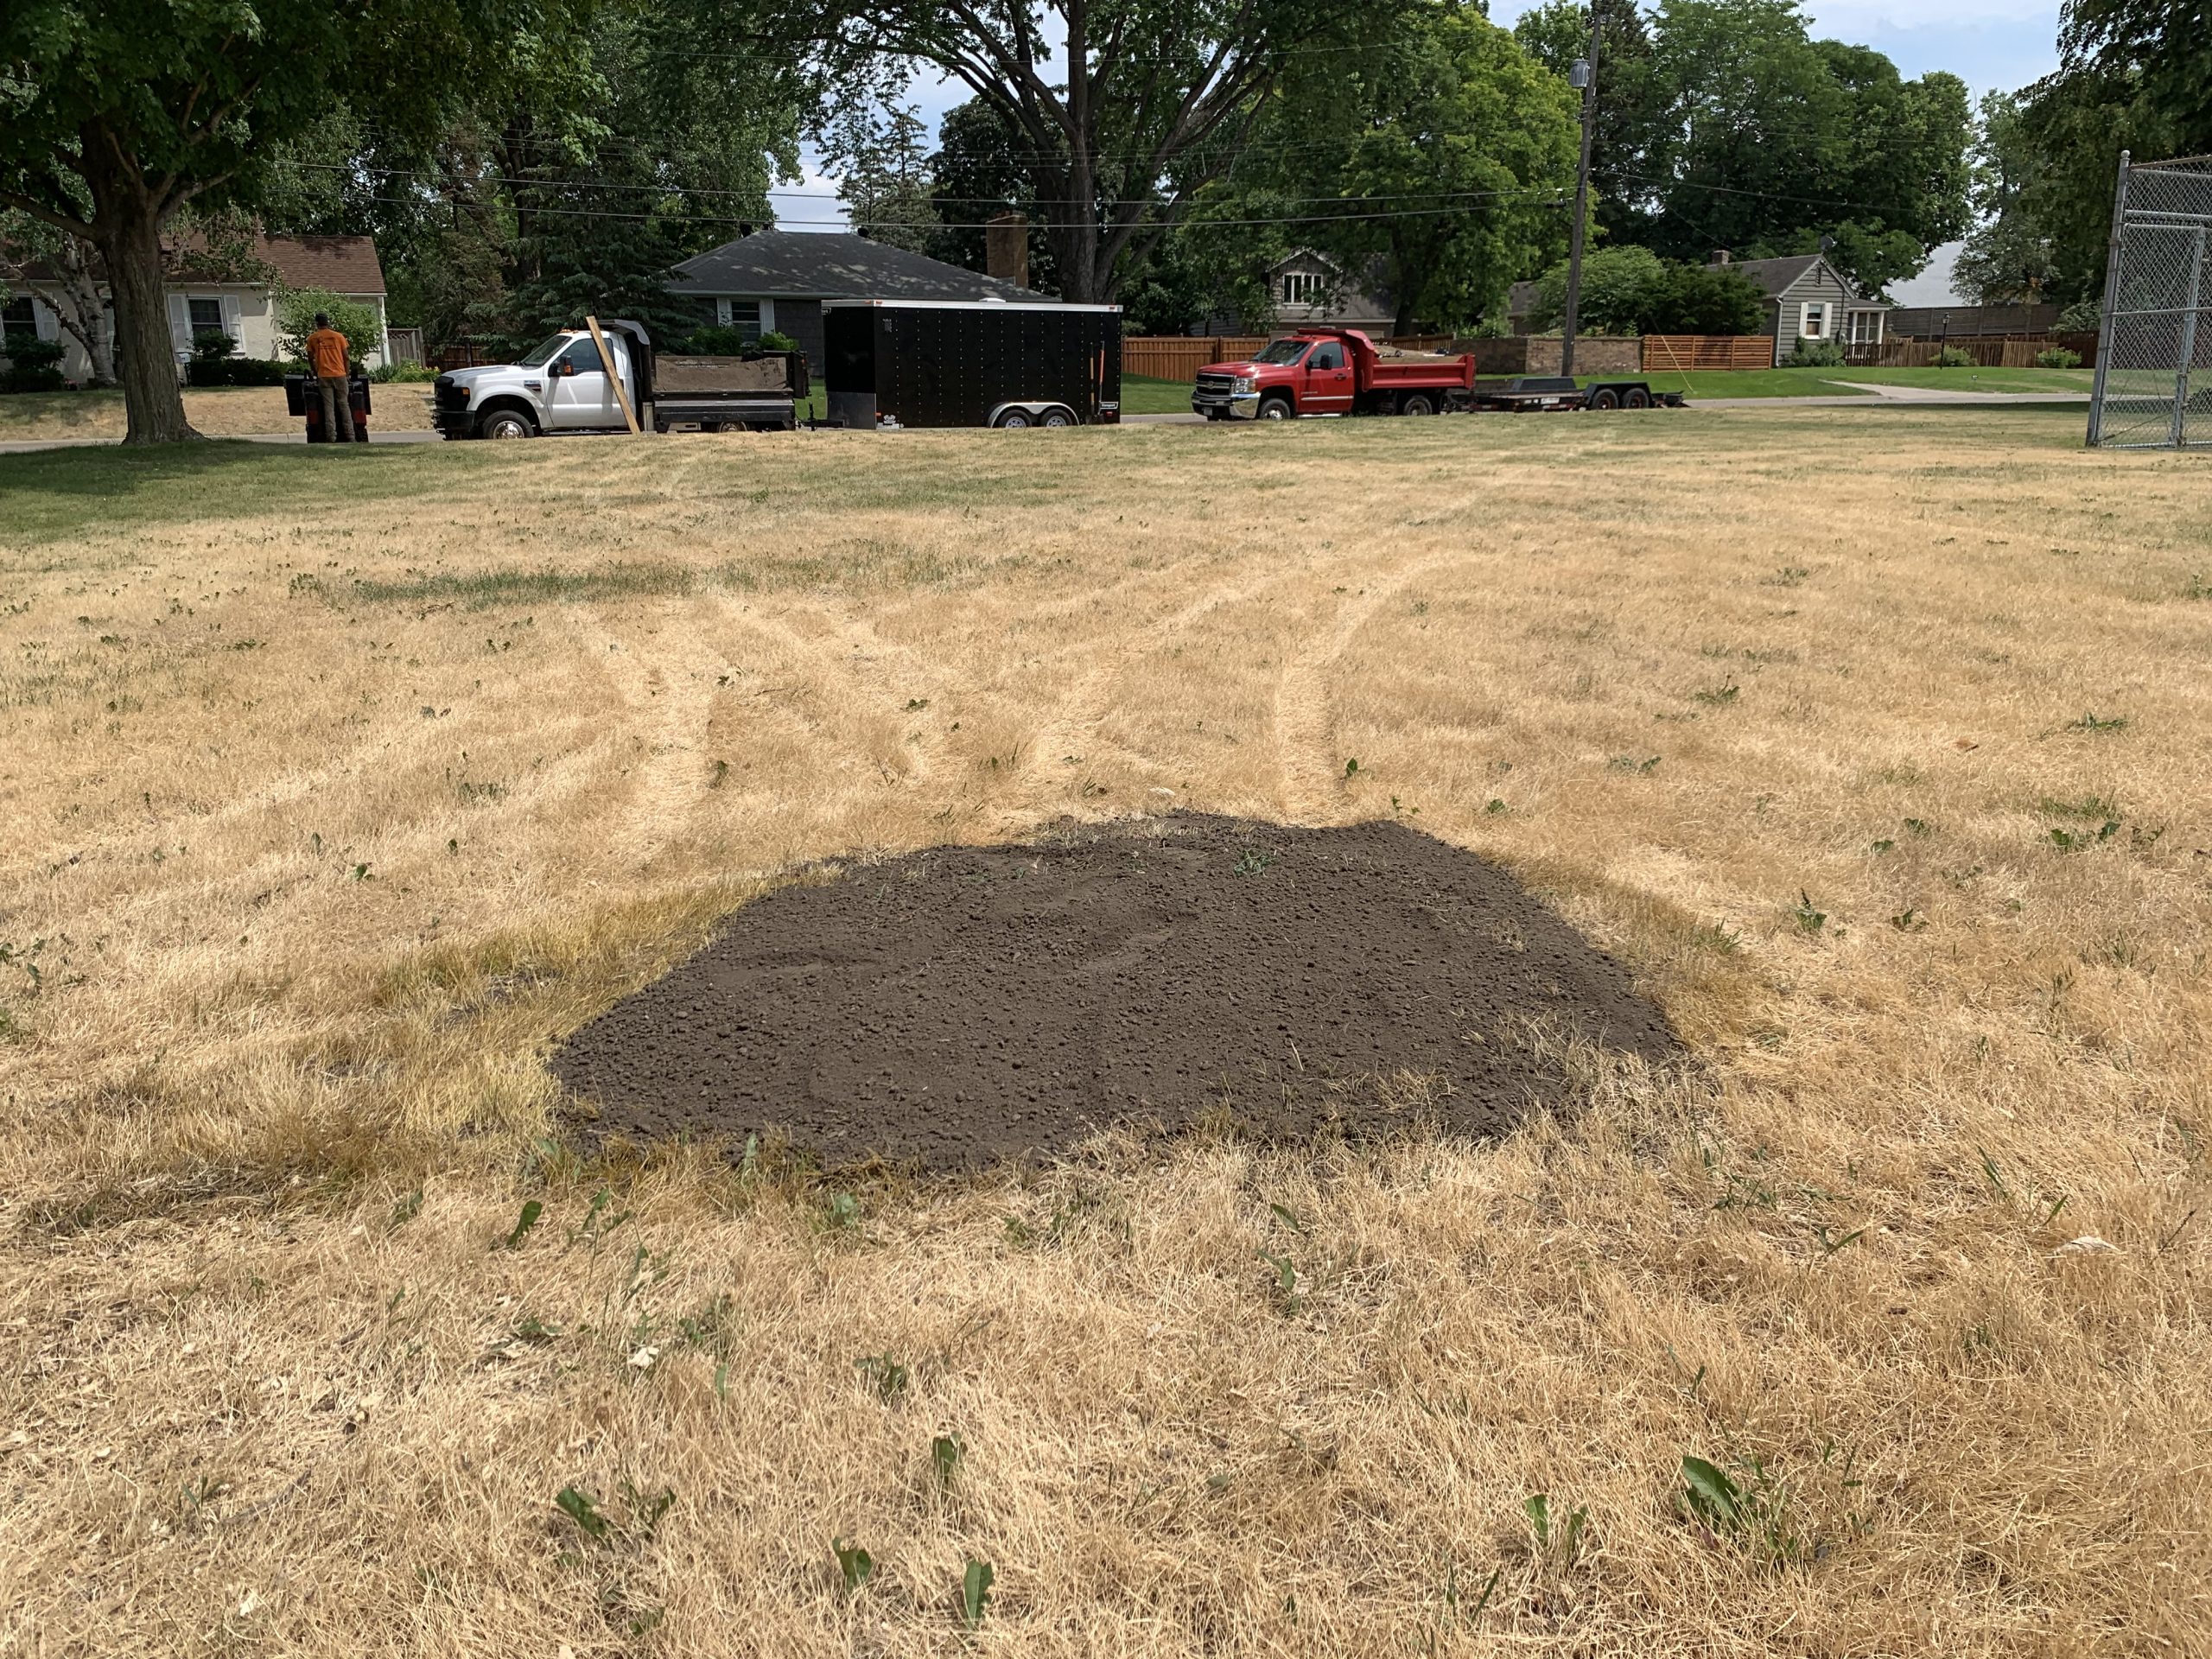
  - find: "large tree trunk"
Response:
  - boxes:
[83,127,198,444]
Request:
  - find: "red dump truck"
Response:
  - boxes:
[1190,326,1683,420]
[1192,328,1472,420]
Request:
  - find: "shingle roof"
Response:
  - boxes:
[170,234,386,294]
[670,231,1030,301]
[1715,253,1827,298]
[9,232,386,294]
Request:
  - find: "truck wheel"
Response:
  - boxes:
[481,410,535,439]
[1624,387,1651,410]
[1040,407,1075,429]
[1257,396,1293,422]
[1399,392,1436,417]
[1587,388,1620,411]
[995,408,1033,429]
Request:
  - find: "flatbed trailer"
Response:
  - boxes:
[1468,375,1688,412]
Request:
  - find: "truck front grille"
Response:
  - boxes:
[433,375,469,411]
[1194,372,1238,397]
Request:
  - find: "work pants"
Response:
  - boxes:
[316,374,357,442]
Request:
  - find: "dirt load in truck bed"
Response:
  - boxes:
[550,814,1679,1169]
[654,353,798,393]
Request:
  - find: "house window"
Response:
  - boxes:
[188,296,229,338]
[716,299,763,342]
[1799,302,1829,340]
[1281,271,1314,305]
[2,297,36,342]
[1847,310,1885,346]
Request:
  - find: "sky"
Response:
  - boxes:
[762,0,2065,305]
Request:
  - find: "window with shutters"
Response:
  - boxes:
[188,296,229,337]
[2,297,36,342]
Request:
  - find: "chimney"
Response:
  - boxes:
[1710,249,1732,266]
[986,212,1029,289]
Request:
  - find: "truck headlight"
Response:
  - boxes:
[1234,376,1255,394]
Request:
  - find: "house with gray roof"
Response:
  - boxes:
[1503,251,1891,363]
[667,231,1031,372]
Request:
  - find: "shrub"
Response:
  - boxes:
[1783,338,1846,368]
[2057,299,2101,332]
[0,334,67,393]
[1934,346,1976,368]
[272,288,381,366]
[188,356,289,386]
[1523,249,1767,336]
[369,360,440,383]
[760,329,798,353]
[190,327,238,361]
[2035,346,2082,369]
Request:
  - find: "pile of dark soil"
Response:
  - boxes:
[551,815,1677,1169]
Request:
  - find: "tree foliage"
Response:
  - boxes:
[0,0,582,441]
[804,0,1391,302]
[1516,0,1969,296]
[1199,1,1577,334]
[1522,245,1765,334]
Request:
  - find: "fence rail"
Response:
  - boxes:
[1641,335,1774,372]
[1122,336,1269,381]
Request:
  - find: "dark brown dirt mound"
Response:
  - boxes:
[551,815,1677,1169]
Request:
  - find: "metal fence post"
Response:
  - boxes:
[2171,226,2207,447]
[2088,150,2131,447]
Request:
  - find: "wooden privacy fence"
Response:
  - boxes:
[1642,334,1774,372]
[1846,333,2098,369]
[1123,335,1269,381]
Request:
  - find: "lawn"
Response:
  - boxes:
[1632,365,2096,401]
[2,410,2207,1654]
[0,382,438,439]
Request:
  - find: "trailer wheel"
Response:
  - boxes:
[995,408,1033,429]
[1257,396,1293,422]
[1040,407,1075,429]
[1587,387,1620,411]
[1399,392,1437,417]
[1624,387,1651,410]
[481,410,535,440]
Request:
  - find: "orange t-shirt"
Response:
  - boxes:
[306,327,350,378]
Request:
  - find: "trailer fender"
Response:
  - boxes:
[988,400,1079,429]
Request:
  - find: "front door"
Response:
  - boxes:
[546,336,621,429]
[1304,339,1356,413]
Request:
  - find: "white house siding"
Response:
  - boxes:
[22,283,387,384]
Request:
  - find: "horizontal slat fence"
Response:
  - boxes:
[1844,333,2098,369]
[1642,334,1775,372]
[1123,336,1269,381]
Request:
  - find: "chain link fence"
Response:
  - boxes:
[2090,153,2212,448]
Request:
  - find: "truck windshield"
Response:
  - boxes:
[515,334,571,368]
[1251,340,1313,365]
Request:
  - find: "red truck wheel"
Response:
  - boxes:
[1257,396,1293,421]
[1400,392,1437,416]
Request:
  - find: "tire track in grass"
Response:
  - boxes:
[1270,547,1462,823]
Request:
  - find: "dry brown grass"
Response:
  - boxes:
[0,383,435,440]
[3,408,2209,1656]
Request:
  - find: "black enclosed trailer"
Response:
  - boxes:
[823,299,1122,429]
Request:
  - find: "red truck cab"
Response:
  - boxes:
[1192,327,1475,421]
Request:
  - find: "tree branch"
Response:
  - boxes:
[0,188,96,240]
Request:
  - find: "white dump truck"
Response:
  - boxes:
[430,320,807,438]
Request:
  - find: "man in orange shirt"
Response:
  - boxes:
[305,312,356,442]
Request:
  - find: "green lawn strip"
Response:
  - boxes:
[1628,365,2094,401]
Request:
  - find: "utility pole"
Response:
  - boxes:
[1560,6,1600,378]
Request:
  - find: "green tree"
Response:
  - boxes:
[794,0,1395,302]
[273,289,384,365]
[1216,1,1578,334]
[0,0,580,442]
[1953,92,2063,303]
[1525,245,1667,332]
[1512,0,1665,244]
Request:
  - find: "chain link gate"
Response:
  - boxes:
[2089,152,2212,448]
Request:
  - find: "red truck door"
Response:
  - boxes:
[1303,338,1356,413]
